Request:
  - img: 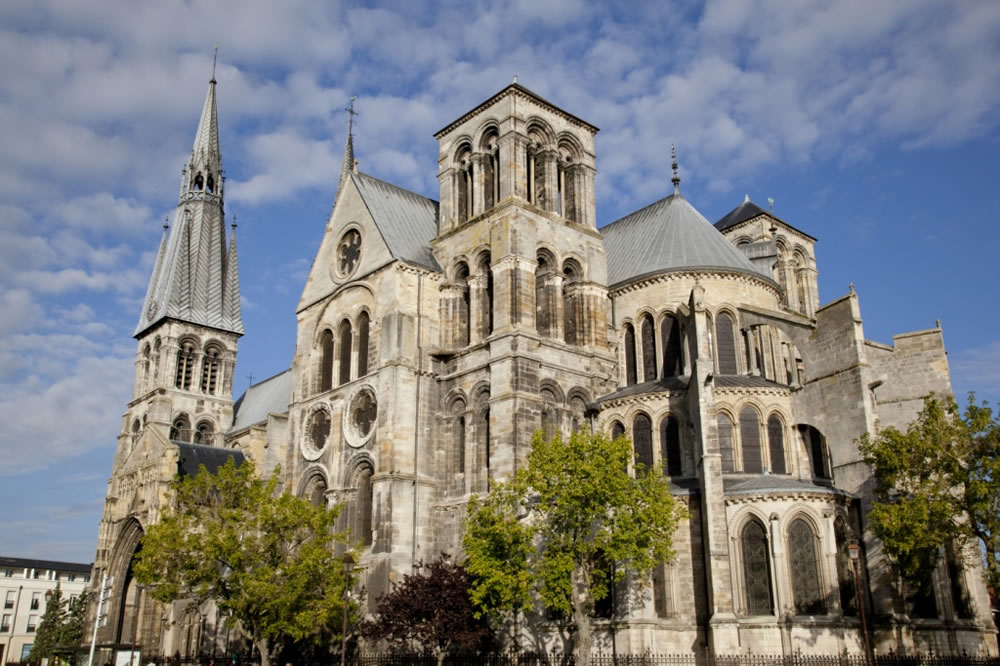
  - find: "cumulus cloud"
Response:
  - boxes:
[951,340,1000,401]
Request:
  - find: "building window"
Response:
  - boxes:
[336,229,362,278]
[200,345,221,394]
[2,568,11,578]
[834,516,858,616]
[193,421,214,445]
[170,414,191,442]
[641,314,657,382]
[767,414,786,474]
[633,413,653,474]
[801,425,831,479]
[739,407,762,473]
[354,465,374,547]
[27,614,38,632]
[320,329,334,392]
[661,315,683,378]
[30,592,40,610]
[715,312,738,374]
[788,518,825,614]
[718,414,735,473]
[611,421,625,441]
[623,323,637,386]
[1,613,10,632]
[357,312,370,377]
[660,416,682,476]
[741,520,773,615]
[338,320,353,386]
[175,341,195,389]
[4,590,14,608]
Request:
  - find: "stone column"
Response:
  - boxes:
[438,283,465,348]
[498,132,527,202]
[468,275,487,344]
[436,166,456,233]
[536,272,564,340]
[471,153,486,218]
[769,512,787,616]
[540,149,559,213]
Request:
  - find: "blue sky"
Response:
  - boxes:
[1,0,998,563]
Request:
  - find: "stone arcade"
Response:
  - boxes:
[87,77,997,658]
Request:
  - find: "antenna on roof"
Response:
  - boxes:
[671,144,681,195]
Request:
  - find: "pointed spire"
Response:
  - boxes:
[189,57,221,192]
[222,214,244,334]
[332,96,358,212]
[671,144,681,196]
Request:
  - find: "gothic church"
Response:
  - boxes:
[88,75,998,658]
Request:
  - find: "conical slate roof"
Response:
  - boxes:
[602,193,768,287]
[714,195,815,241]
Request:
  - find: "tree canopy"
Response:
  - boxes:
[359,554,494,665]
[858,393,1000,595]
[464,427,687,666]
[133,458,353,666]
[28,583,86,665]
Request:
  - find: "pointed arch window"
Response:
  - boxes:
[200,345,221,394]
[789,518,825,614]
[611,421,625,441]
[455,262,471,346]
[623,324,637,386]
[715,312,738,374]
[480,254,494,337]
[741,520,773,615]
[451,399,467,493]
[633,413,653,474]
[739,407,762,473]
[354,465,374,547]
[193,421,214,445]
[718,414,735,473]
[320,329,334,392]
[660,416,682,476]
[175,342,195,390]
[357,312,370,377]
[767,414,786,474]
[562,260,581,346]
[661,315,683,378]
[456,146,473,222]
[141,344,151,390]
[338,320,352,386]
[131,419,141,448]
[802,425,831,480]
[641,314,656,382]
[306,475,328,508]
[170,414,191,442]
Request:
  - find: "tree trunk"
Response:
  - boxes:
[570,567,593,666]
[255,635,271,666]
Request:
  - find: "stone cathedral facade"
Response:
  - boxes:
[88,78,997,659]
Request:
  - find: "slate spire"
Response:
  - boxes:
[135,66,243,337]
[332,96,358,212]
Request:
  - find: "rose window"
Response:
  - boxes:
[337,230,362,277]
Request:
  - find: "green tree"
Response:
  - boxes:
[359,554,495,665]
[28,583,67,664]
[858,393,1000,595]
[133,458,353,666]
[463,428,687,666]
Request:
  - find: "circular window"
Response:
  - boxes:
[301,407,331,461]
[335,229,362,278]
[344,386,377,448]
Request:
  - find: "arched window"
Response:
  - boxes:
[633,413,653,474]
[193,421,213,445]
[563,259,581,346]
[641,314,656,382]
[193,172,204,190]
[141,344,151,390]
[741,520,773,615]
[788,518,825,614]
[320,329,334,392]
[834,517,858,616]
[661,315,683,378]
[482,132,499,211]
[715,312,738,375]
[338,320,352,386]
[557,148,577,223]
[947,542,973,619]
[718,414,735,473]
[451,399,467,493]
[767,414,786,474]
[480,253,494,337]
[306,475,328,508]
[206,173,215,193]
[200,345,221,394]
[623,324,637,386]
[131,419,141,448]
[611,421,625,441]
[175,341,195,390]
[660,416,682,476]
[354,465,374,547]
[569,395,587,433]
[454,262,471,346]
[456,145,473,222]
[456,415,466,480]
[801,425,831,480]
[170,414,190,442]
[535,251,554,338]
[540,387,558,441]
[357,312,370,377]
[739,407,762,473]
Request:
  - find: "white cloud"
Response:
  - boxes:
[951,341,1000,400]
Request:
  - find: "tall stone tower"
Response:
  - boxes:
[429,83,617,542]
[88,71,243,656]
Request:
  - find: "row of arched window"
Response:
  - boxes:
[610,413,683,477]
[302,463,375,548]
[716,409,787,475]
[621,313,685,386]
[166,413,214,445]
[172,339,225,395]
[447,389,492,496]
[318,312,372,393]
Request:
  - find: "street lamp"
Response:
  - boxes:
[847,541,875,666]
[340,553,355,666]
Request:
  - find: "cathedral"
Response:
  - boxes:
[87,74,998,659]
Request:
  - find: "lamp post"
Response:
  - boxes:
[340,553,355,666]
[848,541,875,666]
